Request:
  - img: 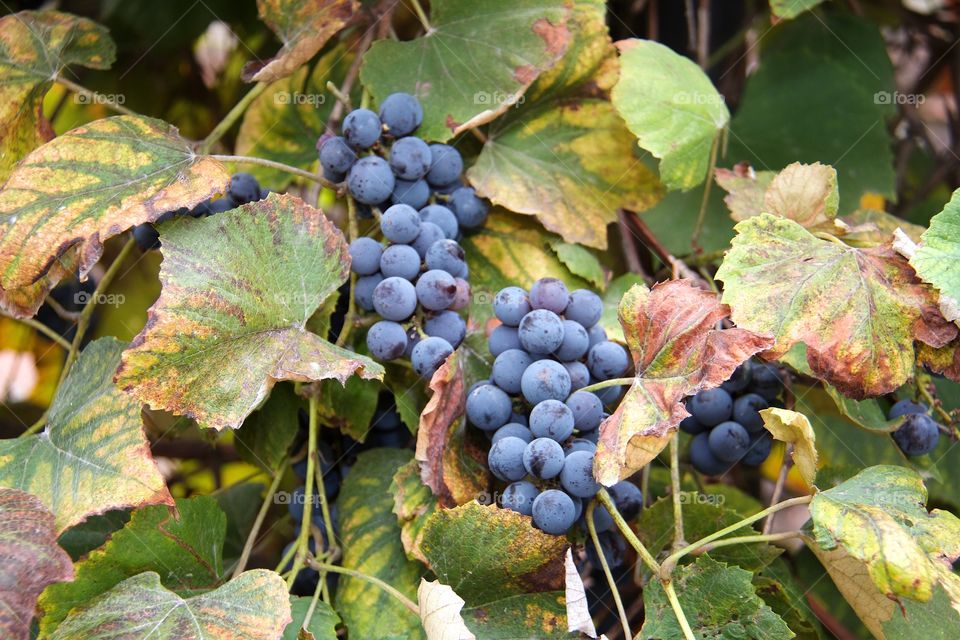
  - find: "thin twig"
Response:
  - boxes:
[596,489,660,575]
[286,396,321,589]
[209,155,336,187]
[231,468,285,578]
[306,557,419,614]
[578,377,634,394]
[198,83,267,154]
[336,197,361,348]
[662,579,697,640]
[43,295,80,322]
[691,133,720,249]
[587,501,631,639]
[692,530,803,555]
[617,210,649,283]
[56,76,139,117]
[11,317,71,350]
[669,433,686,551]
[762,444,793,535]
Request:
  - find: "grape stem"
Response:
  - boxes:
[325,81,353,112]
[669,433,686,551]
[209,155,337,188]
[916,370,956,433]
[662,579,697,640]
[586,501,631,638]
[336,197,361,348]
[595,488,660,575]
[578,377,633,394]
[231,465,285,579]
[8,317,71,351]
[306,557,420,615]
[197,83,267,154]
[285,395,321,589]
[690,130,721,249]
[302,563,327,631]
[691,530,803,555]
[762,443,793,535]
[56,76,139,117]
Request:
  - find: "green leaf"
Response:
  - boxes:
[752,559,826,640]
[550,242,604,289]
[242,0,358,83]
[0,488,73,640]
[236,383,304,472]
[392,458,437,564]
[770,0,827,19]
[823,383,900,432]
[115,194,383,430]
[0,10,115,182]
[214,482,266,566]
[715,214,956,398]
[612,39,729,190]
[420,502,570,639]
[284,596,340,640]
[640,181,734,255]
[599,273,644,343]
[0,337,173,533]
[911,188,960,322]
[728,12,895,213]
[39,496,226,635]
[0,116,230,292]
[315,375,381,442]
[360,0,572,142]
[56,510,130,561]
[641,556,793,639]
[50,570,291,640]
[335,449,426,640]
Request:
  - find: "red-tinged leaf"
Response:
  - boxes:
[716,161,839,229]
[594,280,774,485]
[0,488,73,640]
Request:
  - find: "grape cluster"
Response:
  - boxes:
[682,360,781,475]
[889,400,941,456]
[132,173,269,250]
[470,278,639,536]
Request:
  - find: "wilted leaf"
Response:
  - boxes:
[918,341,960,383]
[392,459,437,564]
[0,10,115,181]
[235,383,304,472]
[39,496,226,635]
[714,163,775,222]
[612,39,729,190]
[242,0,358,83]
[116,194,383,430]
[360,0,571,142]
[640,556,793,639]
[0,488,73,640]
[284,596,340,640]
[0,116,230,291]
[716,162,838,228]
[760,408,818,485]
[911,188,960,322]
[594,280,773,485]
[0,250,79,320]
[564,549,597,638]
[0,338,172,533]
[420,502,569,639]
[715,214,956,397]
[418,580,476,640]
[51,570,291,640]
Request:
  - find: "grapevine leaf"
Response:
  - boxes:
[50,570,291,640]
[714,163,775,222]
[551,242,605,289]
[115,194,383,431]
[917,341,960,383]
[760,408,818,485]
[822,383,899,432]
[416,350,490,508]
[598,273,645,343]
[420,501,570,639]
[360,0,572,142]
[242,0,358,83]
[335,449,426,639]
[56,510,130,561]
[38,496,226,635]
[0,250,78,320]
[770,0,827,19]
[0,10,115,182]
[716,162,839,228]
[0,337,172,533]
[392,458,437,564]
[314,375,380,442]
[840,208,927,247]
[640,556,794,639]
[235,383,304,472]
[594,280,774,485]
[417,580,476,640]
[911,188,960,322]
[564,549,596,637]
[752,558,826,640]
[0,115,230,292]
[715,214,956,397]
[612,39,730,190]
[0,488,73,640]
[284,596,340,640]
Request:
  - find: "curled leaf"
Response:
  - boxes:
[418,580,476,640]
[716,161,839,228]
[564,549,596,638]
[760,408,818,485]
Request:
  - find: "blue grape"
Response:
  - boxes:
[594,383,624,407]
[448,186,488,229]
[466,383,513,431]
[529,399,575,441]
[489,325,521,357]
[366,320,408,360]
[468,379,492,397]
[889,399,927,419]
[379,244,421,280]
[587,324,607,347]
[679,413,707,435]
[521,360,572,404]
[893,413,941,456]
[532,490,576,534]
[432,177,463,195]
[228,173,260,205]
[416,269,458,310]
[319,136,357,176]
[560,450,599,498]
[587,341,629,380]
[323,166,345,183]
[354,273,383,311]
[591,504,614,533]
[493,423,533,444]
[425,239,467,277]
[411,336,454,378]
[392,178,430,209]
[379,92,422,137]
[411,221,445,258]
[404,326,422,358]
[389,136,432,180]
[426,144,463,187]
[733,393,768,433]
[587,531,628,570]
[580,426,601,444]
[450,277,471,311]
[571,496,584,522]
[563,361,590,391]
[133,223,160,251]
[207,197,234,213]
[488,436,528,481]
[565,289,603,328]
[372,276,417,321]
[424,310,466,348]
[689,388,733,426]
[529,278,570,314]
[565,391,604,432]
[708,421,751,462]
[608,481,643,519]
[347,156,395,204]
[750,363,783,401]
[742,433,773,466]
[500,480,539,516]
[721,362,752,394]
[419,204,459,239]
[523,437,565,479]
[491,348,533,395]
[342,108,381,148]
[565,438,597,455]
[554,319,589,361]
[689,432,729,476]
[510,412,528,427]
[381,204,422,243]
[518,309,565,354]
[349,237,383,275]
[494,287,531,326]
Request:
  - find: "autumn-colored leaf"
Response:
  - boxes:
[0,488,73,640]
[115,194,383,430]
[714,163,774,222]
[760,408,818,485]
[564,549,596,638]
[241,0,358,83]
[418,580,476,640]
[392,458,437,564]
[0,338,173,533]
[0,250,78,320]
[715,214,956,397]
[716,162,839,228]
[594,280,773,485]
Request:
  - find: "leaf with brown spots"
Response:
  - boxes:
[715,214,956,397]
[716,161,839,228]
[242,0,358,83]
[0,115,230,294]
[420,502,570,639]
[594,280,773,485]
[0,250,78,320]
[0,488,73,640]
[0,10,115,183]
[115,194,383,430]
